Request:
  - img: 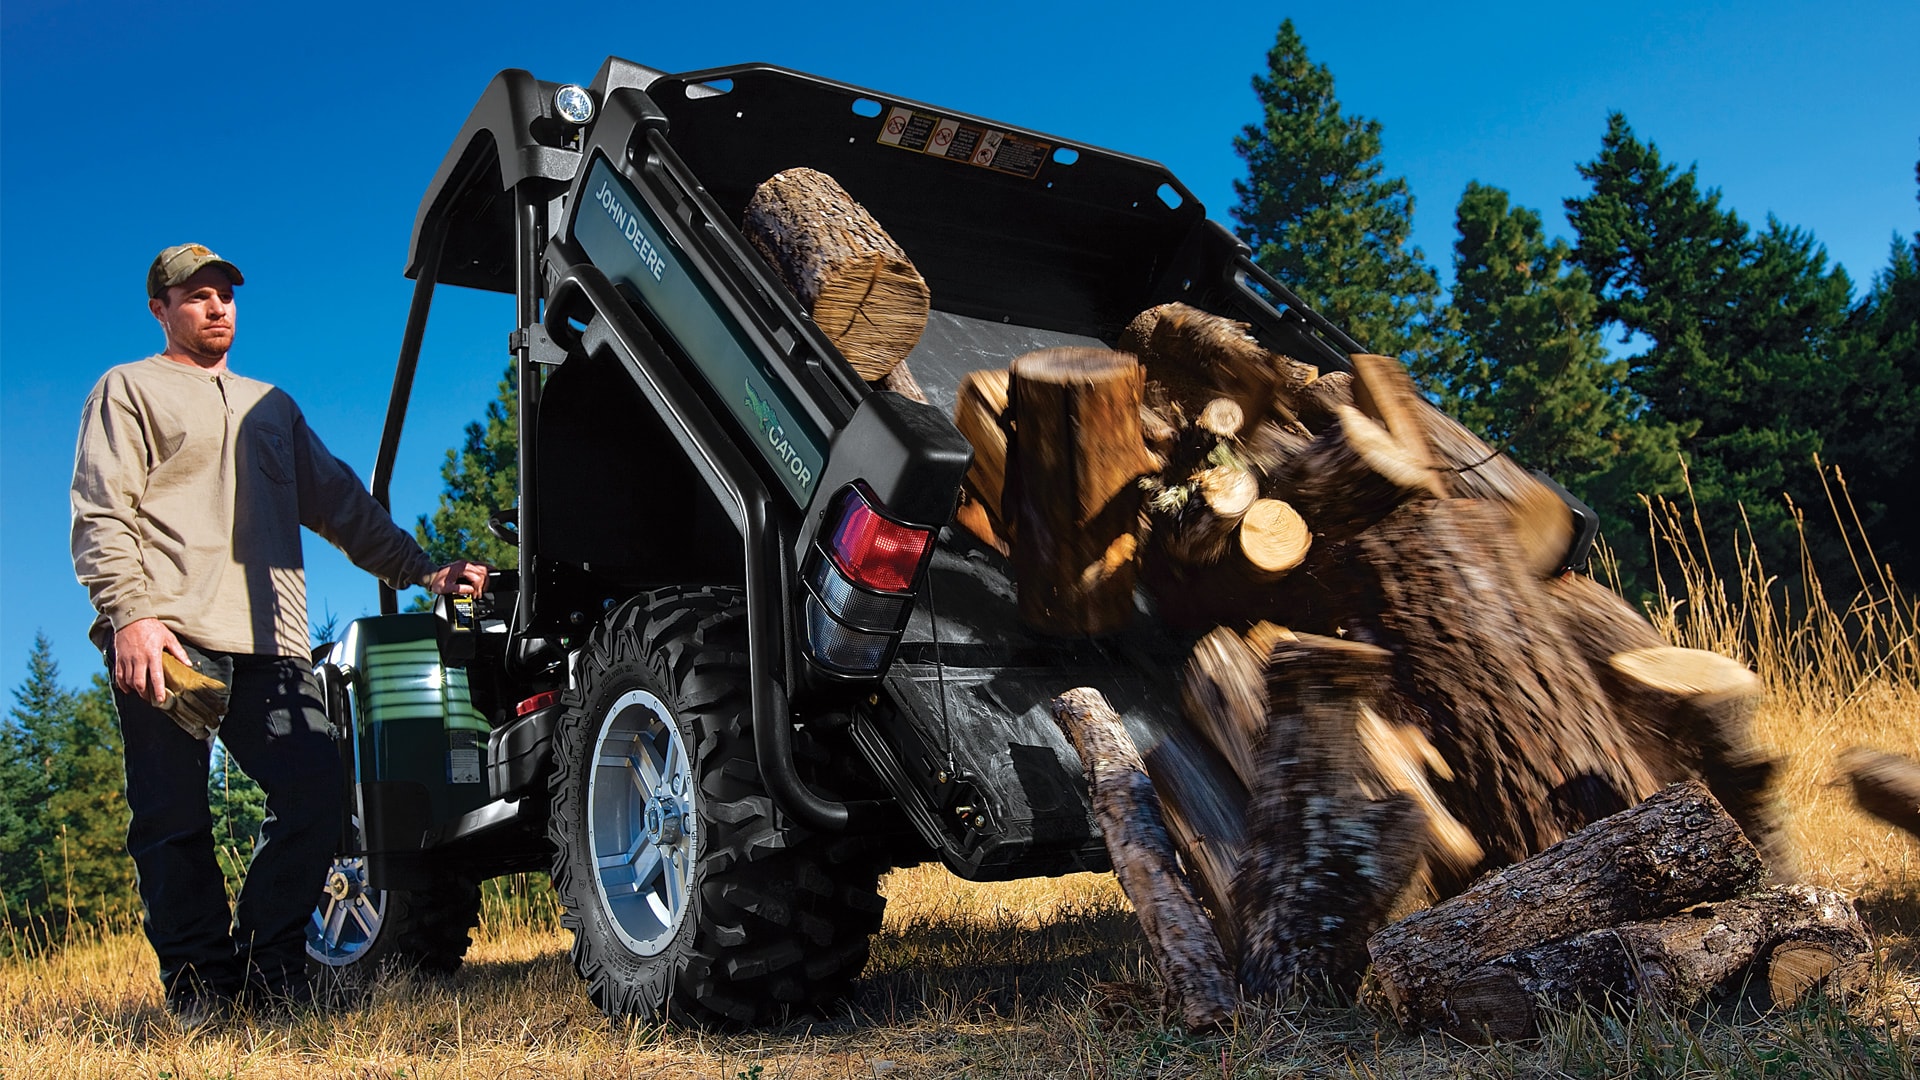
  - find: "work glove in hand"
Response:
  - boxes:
[158,653,230,740]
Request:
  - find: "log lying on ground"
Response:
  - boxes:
[743,167,930,381]
[1435,884,1871,1040]
[1050,688,1238,1029]
[953,368,1013,551]
[1355,499,1658,878]
[1007,348,1157,636]
[1233,634,1429,1000]
[1366,780,1765,1032]
[1840,746,1920,841]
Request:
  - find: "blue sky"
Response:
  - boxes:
[3,0,1915,695]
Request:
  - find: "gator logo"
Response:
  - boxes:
[743,380,816,492]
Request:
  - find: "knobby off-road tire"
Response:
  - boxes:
[548,587,888,1027]
[306,829,481,981]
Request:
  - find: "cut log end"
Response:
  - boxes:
[1238,499,1311,580]
[1609,646,1762,700]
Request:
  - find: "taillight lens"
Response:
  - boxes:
[803,483,936,677]
[827,485,932,593]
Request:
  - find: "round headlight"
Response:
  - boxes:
[555,84,595,126]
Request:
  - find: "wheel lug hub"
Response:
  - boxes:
[326,870,354,900]
[645,796,683,845]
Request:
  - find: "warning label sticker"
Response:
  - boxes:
[877,105,1049,180]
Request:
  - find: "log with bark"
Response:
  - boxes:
[1049,687,1238,1029]
[1233,633,1431,1000]
[1366,780,1765,1032]
[1120,302,1315,422]
[1434,884,1872,1039]
[1840,746,1920,842]
[742,167,930,382]
[1006,348,1157,636]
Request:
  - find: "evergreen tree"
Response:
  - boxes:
[1231,19,1442,361]
[1,636,134,936]
[415,363,520,572]
[1829,163,1920,582]
[1430,183,1683,586]
[1566,114,1854,583]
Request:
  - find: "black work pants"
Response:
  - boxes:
[112,647,343,1002]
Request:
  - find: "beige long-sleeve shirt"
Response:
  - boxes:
[71,355,438,658]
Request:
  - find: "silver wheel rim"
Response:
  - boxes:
[587,688,696,956]
[307,820,387,966]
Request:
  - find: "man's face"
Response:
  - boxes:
[149,266,237,363]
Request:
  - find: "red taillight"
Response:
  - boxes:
[516,690,562,717]
[827,486,932,593]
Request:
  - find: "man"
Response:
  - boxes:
[70,243,487,1022]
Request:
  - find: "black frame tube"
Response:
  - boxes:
[545,263,878,833]
[513,187,543,637]
[374,224,447,615]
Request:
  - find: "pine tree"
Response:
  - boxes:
[1,637,134,936]
[1230,19,1441,361]
[1566,114,1854,583]
[1430,183,1683,586]
[416,363,520,571]
[1829,162,1920,582]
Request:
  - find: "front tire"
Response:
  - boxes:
[305,820,481,979]
[547,587,887,1026]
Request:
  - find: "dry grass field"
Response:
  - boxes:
[4,498,1918,1078]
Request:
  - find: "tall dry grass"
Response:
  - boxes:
[4,477,1919,1078]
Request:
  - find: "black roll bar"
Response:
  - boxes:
[374,223,447,616]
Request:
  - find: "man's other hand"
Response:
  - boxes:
[427,560,489,597]
[113,618,191,705]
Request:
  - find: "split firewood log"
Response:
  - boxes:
[1366,780,1766,1033]
[1049,687,1238,1029]
[1349,353,1573,578]
[1353,499,1660,881]
[1433,884,1871,1040]
[1839,746,1920,842]
[743,167,930,382]
[1006,348,1157,636]
[1233,634,1430,1000]
[1153,463,1260,567]
[1142,728,1250,965]
[952,368,1013,550]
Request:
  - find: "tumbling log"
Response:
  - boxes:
[1434,884,1871,1039]
[1180,627,1268,790]
[1608,646,1791,876]
[1233,634,1430,1000]
[1354,706,1484,879]
[1293,370,1353,436]
[1007,348,1156,636]
[1050,688,1238,1029]
[1270,406,1440,542]
[1121,302,1284,420]
[1155,464,1259,566]
[1354,499,1659,876]
[743,168,929,381]
[1840,746,1920,842]
[1366,780,1765,1032]
[953,368,1013,548]
[877,359,929,404]
[1241,418,1313,483]
[1143,729,1250,964]
[1237,499,1311,583]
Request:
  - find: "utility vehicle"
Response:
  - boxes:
[305,56,1508,1025]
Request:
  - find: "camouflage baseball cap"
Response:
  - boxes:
[146,243,244,298]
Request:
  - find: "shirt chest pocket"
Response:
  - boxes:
[251,423,295,485]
